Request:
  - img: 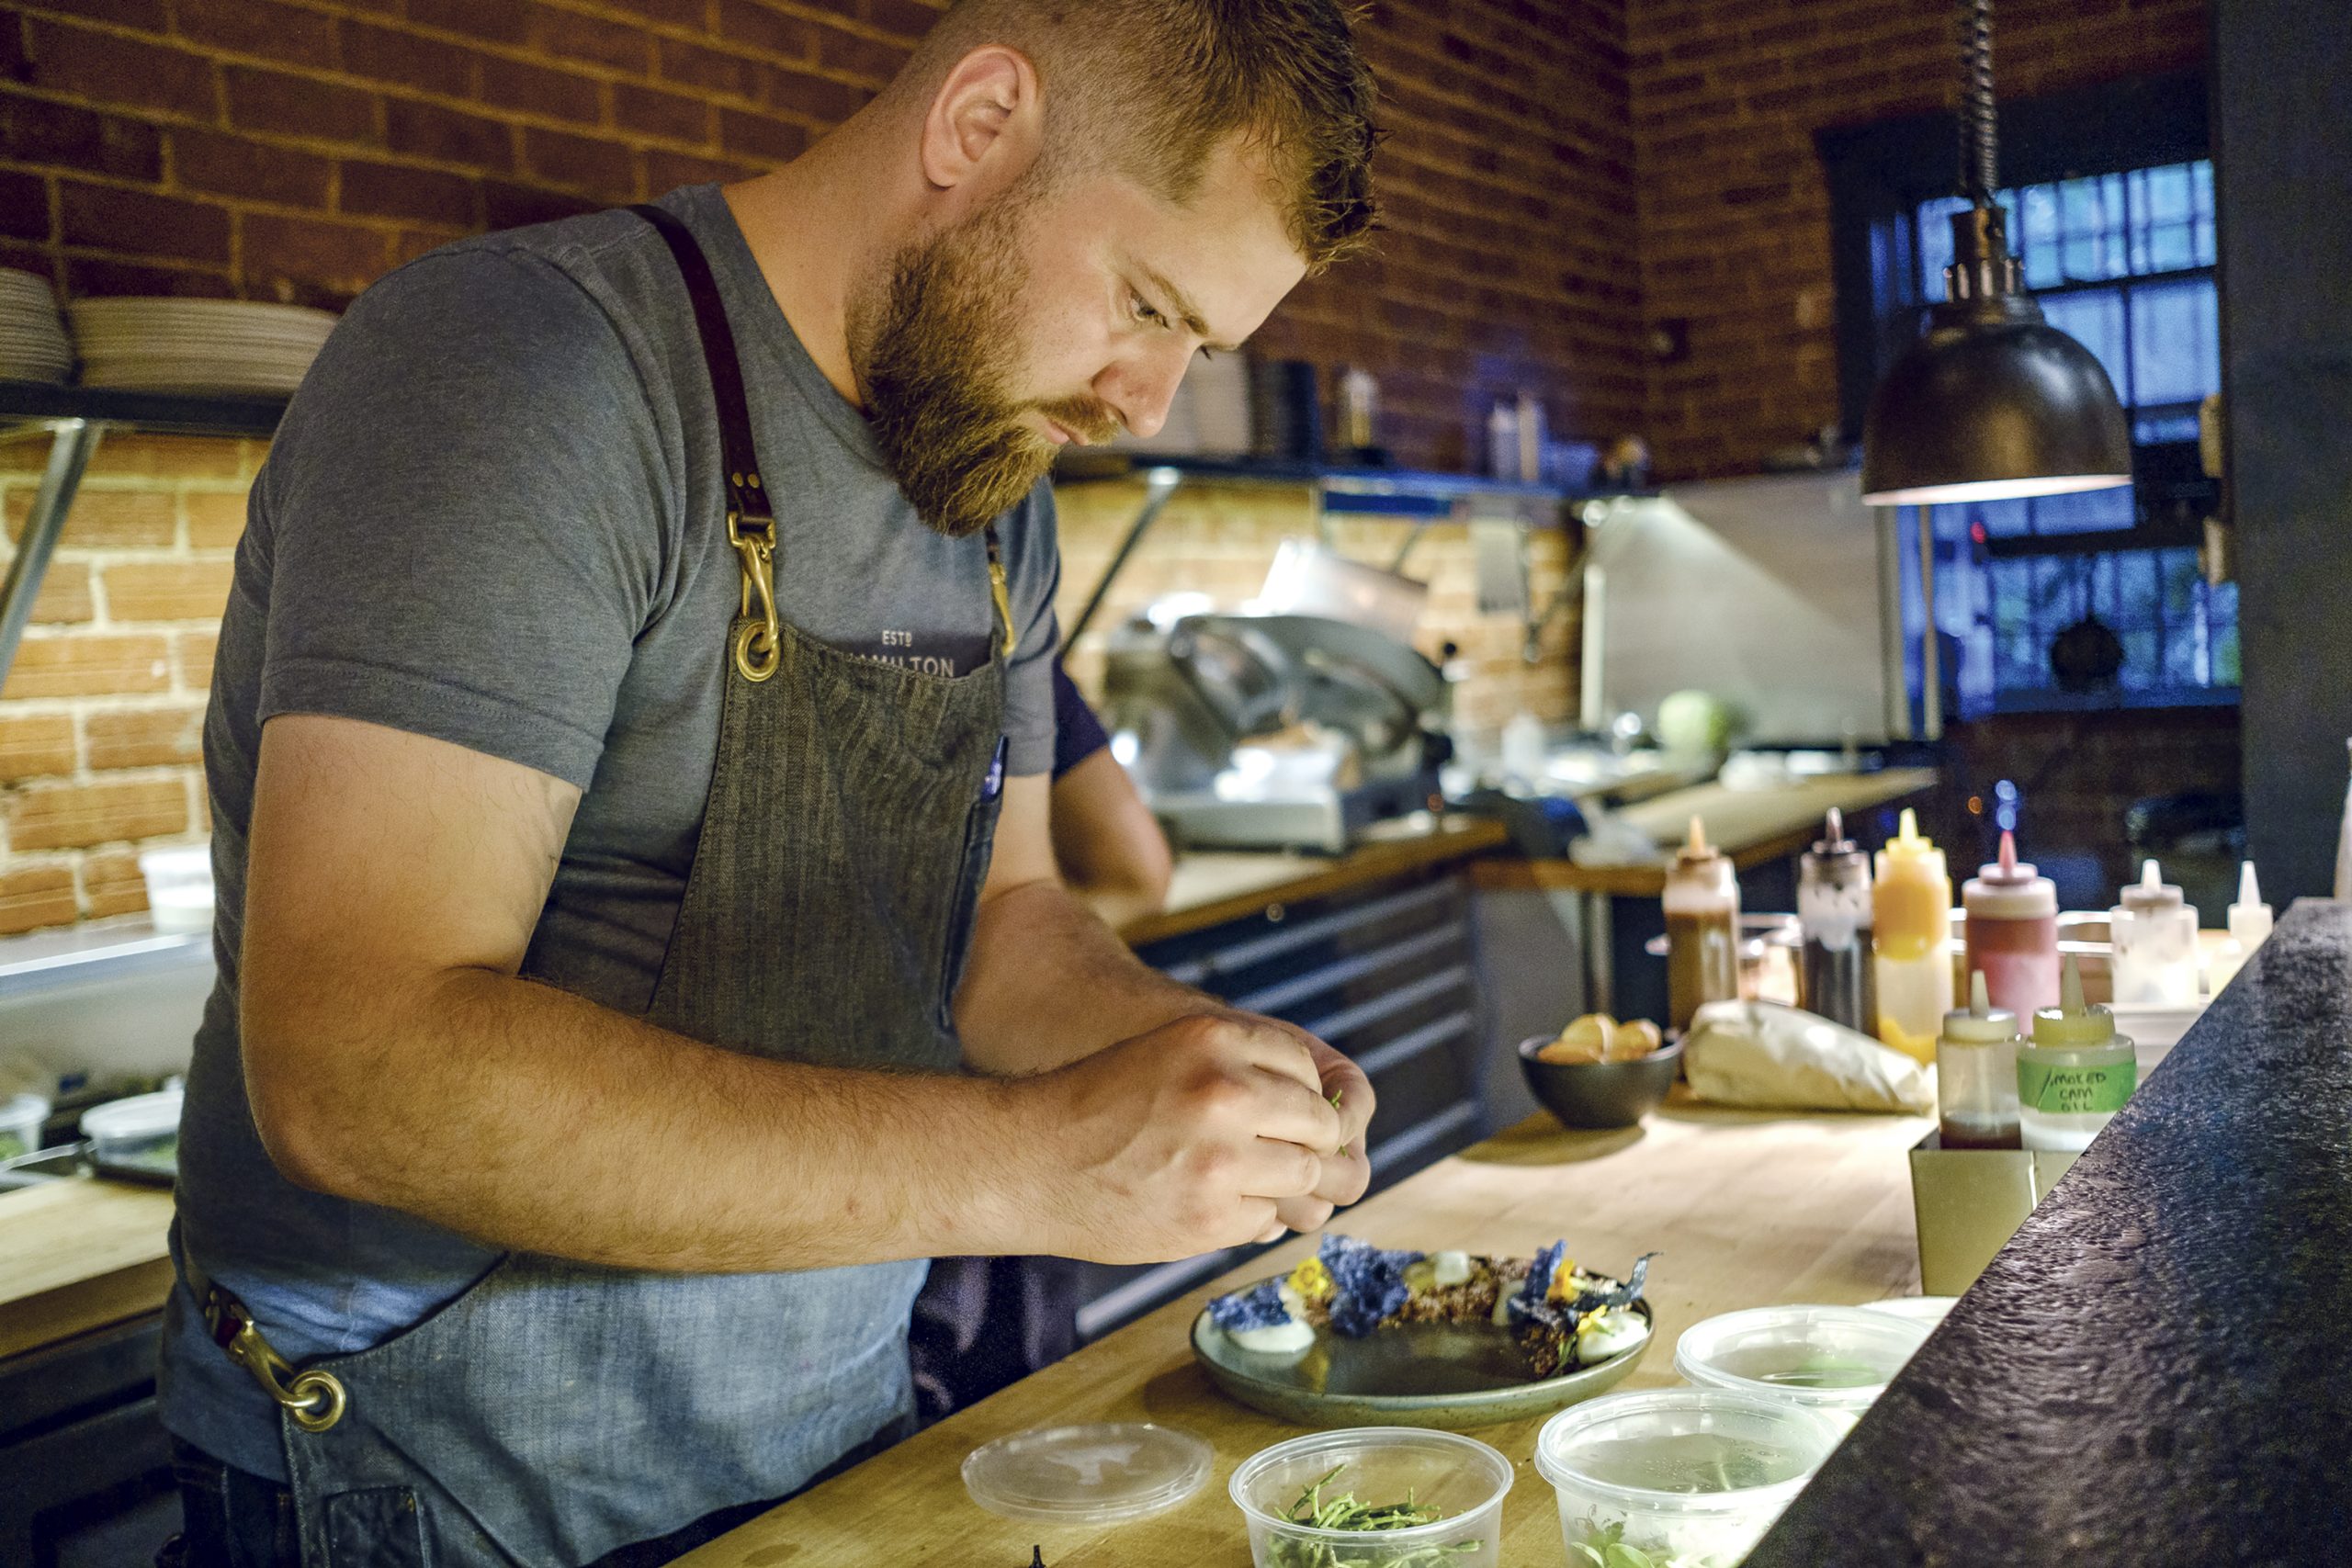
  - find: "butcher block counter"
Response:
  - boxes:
[672,1099,1932,1568]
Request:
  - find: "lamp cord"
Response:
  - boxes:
[1960,0,1998,203]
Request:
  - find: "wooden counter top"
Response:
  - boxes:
[0,1173,175,1361]
[673,1097,1931,1568]
[1475,768,1939,897]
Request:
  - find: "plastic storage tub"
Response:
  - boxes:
[80,1089,183,1179]
[1229,1427,1510,1568]
[0,1093,49,1160]
[1673,1304,1931,1431]
[1535,1388,1845,1568]
[138,844,214,934]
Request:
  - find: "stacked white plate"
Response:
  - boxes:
[0,268,74,384]
[68,298,338,396]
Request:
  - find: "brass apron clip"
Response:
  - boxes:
[728,493,782,683]
[200,1282,347,1434]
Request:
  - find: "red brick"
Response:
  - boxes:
[6,778,188,851]
[761,66,866,125]
[718,1,816,62]
[813,22,905,84]
[23,18,216,120]
[622,0,712,28]
[478,55,602,127]
[409,0,533,47]
[17,559,95,624]
[61,255,235,299]
[83,850,153,920]
[614,82,710,145]
[860,0,943,42]
[172,130,334,208]
[342,20,476,97]
[657,37,760,101]
[241,211,389,297]
[533,4,652,74]
[643,150,746,192]
[0,867,79,936]
[340,158,480,224]
[185,489,252,548]
[102,560,235,623]
[0,89,164,182]
[521,126,632,194]
[173,0,339,71]
[0,171,45,241]
[481,178,601,231]
[175,629,219,691]
[85,706,206,772]
[718,108,805,165]
[58,181,229,263]
[385,98,515,172]
[84,434,243,480]
[0,715,74,783]
[63,0,171,31]
[225,66,380,147]
[0,635,172,700]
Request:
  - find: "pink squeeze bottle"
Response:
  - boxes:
[1962,831,2061,1017]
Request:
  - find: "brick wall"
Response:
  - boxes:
[1628,0,2210,479]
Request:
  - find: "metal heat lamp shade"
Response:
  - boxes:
[1860,0,2133,506]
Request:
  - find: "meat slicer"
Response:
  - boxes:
[1101,610,1452,852]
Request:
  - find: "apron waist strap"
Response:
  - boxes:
[183,1249,348,1433]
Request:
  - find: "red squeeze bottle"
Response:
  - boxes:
[1962,831,2061,1017]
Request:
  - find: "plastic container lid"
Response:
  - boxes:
[1941,972,2019,1044]
[1673,1304,1931,1412]
[1962,830,2057,919]
[962,1422,1212,1525]
[2031,959,2128,1049]
[79,1089,183,1144]
[2117,858,2187,915]
[1534,1387,1844,1509]
[0,1093,49,1134]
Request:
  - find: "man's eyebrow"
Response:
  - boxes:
[1135,259,1245,354]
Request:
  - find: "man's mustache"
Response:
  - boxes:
[1031,395,1124,446]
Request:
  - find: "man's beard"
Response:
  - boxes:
[850,193,1120,538]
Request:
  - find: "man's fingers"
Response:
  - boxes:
[1226,1016,1327,1097]
[1310,1146,1372,1208]
[1238,1136,1323,1200]
[1272,1194,1336,1235]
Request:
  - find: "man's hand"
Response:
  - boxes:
[1214,1008,1373,1238]
[1009,1011,1356,1264]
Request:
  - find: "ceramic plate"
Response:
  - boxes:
[1191,1291,1653,1429]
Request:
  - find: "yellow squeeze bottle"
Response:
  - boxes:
[1872,809,1953,1064]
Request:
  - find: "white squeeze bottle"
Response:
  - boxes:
[2109,860,2199,1007]
[2206,862,2274,996]
[2018,957,2139,1152]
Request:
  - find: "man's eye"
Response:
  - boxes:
[1131,293,1167,328]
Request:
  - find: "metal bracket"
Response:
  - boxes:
[0,419,104,694]
[1065,464,1183,650]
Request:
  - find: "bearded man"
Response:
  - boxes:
[156,4,1381,1564]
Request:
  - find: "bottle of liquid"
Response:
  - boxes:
[2205,862,2274,996]
[2018,958,2139,1151]
[1665,816,1740,1036]
[1798,807,1876,1033]
[1938,971,2022,1150]
[1872,808,1953,1065]
[1962,830,2060,1017]
[2109,859,2199,1006]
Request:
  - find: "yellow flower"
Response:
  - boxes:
[1545,1263,1582,1303]
[1287,1257,1335,1303]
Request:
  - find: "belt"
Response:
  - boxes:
[184,1248,347,1434]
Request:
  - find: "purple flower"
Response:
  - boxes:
[1207,1281,1293,1333]
[1320,1234,1423,1337]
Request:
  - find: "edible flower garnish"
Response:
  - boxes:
[1320,1234,1422,1337]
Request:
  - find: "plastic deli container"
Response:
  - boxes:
[1535,1388,1846,1568]
[0,1093,50,1161]
[138,845,214,934]
[1673,1305,1932,1431]
[1229,1427,1511,1568]
[962,1422,1212,1526]
[80,1089,184,1176]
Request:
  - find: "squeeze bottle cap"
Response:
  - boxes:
[1810,807,1858,858]
[1974,831,2041,886]
[2229,861,2274,949]
[1675,815,1723,867]
[1942,971,2019,1043]
[2032,958,2123,1047]
[1875,808,1946,882]
[2119,859,2186,915]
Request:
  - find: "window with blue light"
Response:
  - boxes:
[1880,158,2234,716]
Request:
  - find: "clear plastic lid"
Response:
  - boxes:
[79,1089,183,1143]
[1672,1304,1931,1411]
[1534,1388,1844,1510]
[962,1422,1213,1526]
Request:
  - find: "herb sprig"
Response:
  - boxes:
[1265,1464,1484,1568]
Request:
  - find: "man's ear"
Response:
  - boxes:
[919,44,1044,194]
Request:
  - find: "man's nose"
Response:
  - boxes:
[1098,348,1192,442]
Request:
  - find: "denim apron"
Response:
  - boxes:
[260,206,1010,1566]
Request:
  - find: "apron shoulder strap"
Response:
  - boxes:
[632,202,771,534]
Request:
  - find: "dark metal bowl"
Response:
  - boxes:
[1516,1035,1684,1130]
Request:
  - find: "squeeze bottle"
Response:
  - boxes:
[1962,830,2060,1017]
[1938,971,2021,1150]
[2205,862,2273,996]
[1872,808,1953,1064]
[2018,958,2138,1152]
[2109,859,2199,1006]
[1664,816,1740,1036]
[1798,808,1876,1033]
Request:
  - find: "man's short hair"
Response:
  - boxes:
[906,0,1380,272]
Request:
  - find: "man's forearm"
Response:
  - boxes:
[251,965,1035,1274]
[954,878,1213,1075]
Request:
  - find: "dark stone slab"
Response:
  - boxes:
[1746,901,2352,1567]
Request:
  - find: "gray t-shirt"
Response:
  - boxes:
[160,185,1059,1479]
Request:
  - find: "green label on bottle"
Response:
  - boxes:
[2017,1057,2136,1117]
